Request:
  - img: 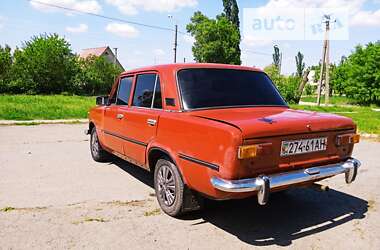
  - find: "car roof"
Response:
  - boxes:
[120,63,263,75]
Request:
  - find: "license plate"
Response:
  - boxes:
[281,137,327,156]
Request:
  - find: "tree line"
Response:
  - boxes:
[0,34,122,95]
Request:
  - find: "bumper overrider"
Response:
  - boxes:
[211,158,361,205]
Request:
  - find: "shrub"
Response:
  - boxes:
[0,33,122,96]
[264,64,300,104]
[73,55,122,95]
[331,41,380,105]
[10,34,79,94]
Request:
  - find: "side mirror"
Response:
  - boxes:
[96,96,109,106]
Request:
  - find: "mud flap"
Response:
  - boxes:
[182,187,204,213]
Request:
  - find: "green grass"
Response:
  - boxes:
[300,95,357,106]
[291,105,380,135]
[0,95,95,120]
[0,94,379,135]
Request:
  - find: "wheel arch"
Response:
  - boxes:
[147,146,186,184]
[89,121,95,132]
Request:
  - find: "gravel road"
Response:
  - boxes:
[0,124,379,250]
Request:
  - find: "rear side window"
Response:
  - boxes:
[132,73,162,109]
[116,76,133,105]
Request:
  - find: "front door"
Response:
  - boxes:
[103,75,134,154]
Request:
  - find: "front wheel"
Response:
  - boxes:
[90,127,111,162]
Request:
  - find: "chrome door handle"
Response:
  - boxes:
[147,119,157,126]
[116,113,124,119]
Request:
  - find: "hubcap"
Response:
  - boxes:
[91,132,99,156]
[157,165,176,206]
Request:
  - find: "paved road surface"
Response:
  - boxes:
[0,124,379,249]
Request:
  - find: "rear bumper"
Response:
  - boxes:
[211,158,361,205]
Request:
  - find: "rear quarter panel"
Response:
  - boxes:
[148,112,242,198]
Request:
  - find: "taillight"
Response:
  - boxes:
[336,134,360,146]
[238,143,272,159]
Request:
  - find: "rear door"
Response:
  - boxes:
[103,76,134,154]
[118,72,163,165]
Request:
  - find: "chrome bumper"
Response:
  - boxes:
[211,158,361,205]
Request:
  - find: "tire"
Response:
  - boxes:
[154,158,185,217]
[90,127,111,162]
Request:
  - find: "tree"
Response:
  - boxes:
[331,41,380,104]
[264,64,301,104]
[186,11,241,65]
[222,0,240,28]
[0,45,12,93]
[222,0,241,63]
[295,51,305,77]
[73,55,123,95]
[272,45,281,70]
[11,33,79,94]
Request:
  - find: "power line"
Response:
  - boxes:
[243,49,272,56]
[27,0,186,34]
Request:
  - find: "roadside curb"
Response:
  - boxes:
[0,119,88,126]
[360,133,379,140]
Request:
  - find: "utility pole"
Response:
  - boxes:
[317,15,332,106]
[168,15,178,63]
[174,24,178,63]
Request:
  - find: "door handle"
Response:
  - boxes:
[147,119,157,126]
[116,113,124,119]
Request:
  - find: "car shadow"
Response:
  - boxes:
[111,159,368,247]
[111,157,154,188]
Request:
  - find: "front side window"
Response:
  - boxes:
[132,73,162,109]
[116,76,133,105]
[177,68,287,110]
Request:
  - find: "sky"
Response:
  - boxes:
[0,0,379,74]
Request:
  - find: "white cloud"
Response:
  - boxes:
[264,0,365,13]
[182,34,195,44]
[260,0,380,28]
[153,49,165,56]
[65,23,88,33]
[30,0,102,14]
[351,9,380,27]
[105,22,139,38]
[106,0,197,15]
[242,35,273,47]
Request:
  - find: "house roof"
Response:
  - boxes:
[79,46,109,59]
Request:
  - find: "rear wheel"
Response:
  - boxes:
[90,127,111,162]
[154,158,204,217]
[154,159,184,216]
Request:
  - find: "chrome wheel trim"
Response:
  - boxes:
[91,132,99,156]
[157,164,176,206]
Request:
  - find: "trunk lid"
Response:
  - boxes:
[190,107,355,139]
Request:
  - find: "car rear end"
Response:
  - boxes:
[176,65,361,205]
[211,125,361,205]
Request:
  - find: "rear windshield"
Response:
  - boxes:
[177,68,287,110]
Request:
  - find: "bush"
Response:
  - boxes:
[9,34,79,94]
[264,64,301,104]
[331,41,380,105]
[304,84,317,96]
[0,34,122,96]
[73,56,123,95]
